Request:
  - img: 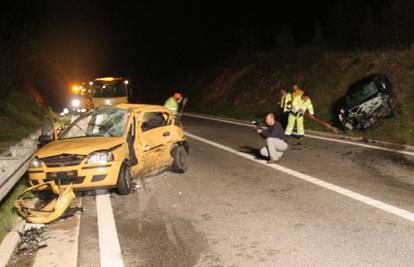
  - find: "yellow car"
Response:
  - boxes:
[29,104,189,195]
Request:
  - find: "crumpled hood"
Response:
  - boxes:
[36,137,124,158]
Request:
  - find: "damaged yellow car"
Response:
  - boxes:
[28,104,189,195]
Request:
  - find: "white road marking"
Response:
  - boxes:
[184,113,414,157]
[186,132,414,223]
[96,191,124,267]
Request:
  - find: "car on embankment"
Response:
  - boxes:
[337,73,397,130]
[28,104,189,195]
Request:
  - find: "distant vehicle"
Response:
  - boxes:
[90,77,130,108]
[68,94,92,114]
[30,104,189,195]
[338,73,397,130]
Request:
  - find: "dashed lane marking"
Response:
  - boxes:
[186,132,414,223]
[184,113,414,157]
[96,191,124,267]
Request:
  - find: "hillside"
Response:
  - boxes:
[186,47,414,145]
[0,90,46,153]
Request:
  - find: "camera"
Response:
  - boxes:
[251,120,265,130]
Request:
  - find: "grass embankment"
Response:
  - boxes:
[0,94,46,153]
[0,179,28,241]
[0,93,46,241]
[187,47,414,145]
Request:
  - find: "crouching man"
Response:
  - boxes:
[256,113,288,163]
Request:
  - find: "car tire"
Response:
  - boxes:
[117,162,131,195]
[172,145,188,173]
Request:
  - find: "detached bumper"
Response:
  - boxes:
[14,183,75,224]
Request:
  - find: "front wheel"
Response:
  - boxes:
[117,163,132,195]
[172,145,188,173]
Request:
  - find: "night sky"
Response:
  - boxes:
[22,1,332,89]
[9,0,408,106]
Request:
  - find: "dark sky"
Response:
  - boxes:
[8,0,335,104]
[28,1,333,78]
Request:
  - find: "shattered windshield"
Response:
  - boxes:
[346,80,379,108]
[60,107,129,139]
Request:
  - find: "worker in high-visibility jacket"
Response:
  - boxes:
[285,92,314,138]
[292,84,304,99]
[279,87,292,128]
[164,92,183,115]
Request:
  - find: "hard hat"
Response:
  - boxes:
[174,92,182,100]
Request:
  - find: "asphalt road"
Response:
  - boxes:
[77,115,414,267]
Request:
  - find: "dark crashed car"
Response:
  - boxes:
[338,74,397,130]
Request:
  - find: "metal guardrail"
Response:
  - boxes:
[0,131,40,202]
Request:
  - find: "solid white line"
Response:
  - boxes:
[96,192,124,267]
[184,113,414,157]
[186,132,414,223]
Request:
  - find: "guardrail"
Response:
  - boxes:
[0,130,40,202]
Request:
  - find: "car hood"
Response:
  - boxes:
[36,137,124,158]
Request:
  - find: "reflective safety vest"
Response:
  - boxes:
[283,93,293,112]
[291,97,314,116]
[164,97,179,114]
[293,88,304,98]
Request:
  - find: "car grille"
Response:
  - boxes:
[46,171,85,185]
[42,154,86,167]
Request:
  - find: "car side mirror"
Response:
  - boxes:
[38,135,53,147]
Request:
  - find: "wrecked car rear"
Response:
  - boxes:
[338,73,397,130]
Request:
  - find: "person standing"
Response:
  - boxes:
[292,83,304,99]
[256,113,288,163]
[164,92,183,115]
[285,92,314,138]
[278,87,292,128]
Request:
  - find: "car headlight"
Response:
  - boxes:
[29,157,43,168]
[71,99,81,108]
[86,151,114,164]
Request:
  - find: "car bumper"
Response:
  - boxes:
[28,161,123,191]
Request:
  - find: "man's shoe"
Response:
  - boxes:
[267,159,279,164]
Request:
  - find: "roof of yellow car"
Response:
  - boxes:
[116,103,171,113]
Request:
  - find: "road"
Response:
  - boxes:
[77,114,414,266]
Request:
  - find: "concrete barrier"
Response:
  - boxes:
[0,130,39,202]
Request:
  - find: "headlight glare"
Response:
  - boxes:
[29,157,42,168]
[86,151,114,164]
[71,99,81,108]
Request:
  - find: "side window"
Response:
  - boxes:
[141,112,171,132]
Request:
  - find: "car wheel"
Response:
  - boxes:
[117,162,131,195]
[172,145,188,173]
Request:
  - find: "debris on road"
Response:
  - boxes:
[16,226,50,255]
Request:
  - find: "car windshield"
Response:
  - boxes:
[92,81,126,98]
[60,107,129,139]
[346,80,379,108]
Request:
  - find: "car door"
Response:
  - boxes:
[38,116,58,147]
[139,111,173,169]
[128,114,147,177]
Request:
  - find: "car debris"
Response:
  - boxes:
[337,73,397,130]
[14,182,75,224]
[16,226,50,255]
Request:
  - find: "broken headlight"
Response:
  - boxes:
[29,157,43,168]
[86,151,114,164]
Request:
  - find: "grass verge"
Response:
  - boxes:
[0,94,46,154]
[0,178,28,241]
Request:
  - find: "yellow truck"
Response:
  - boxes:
[89,77,130,108]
